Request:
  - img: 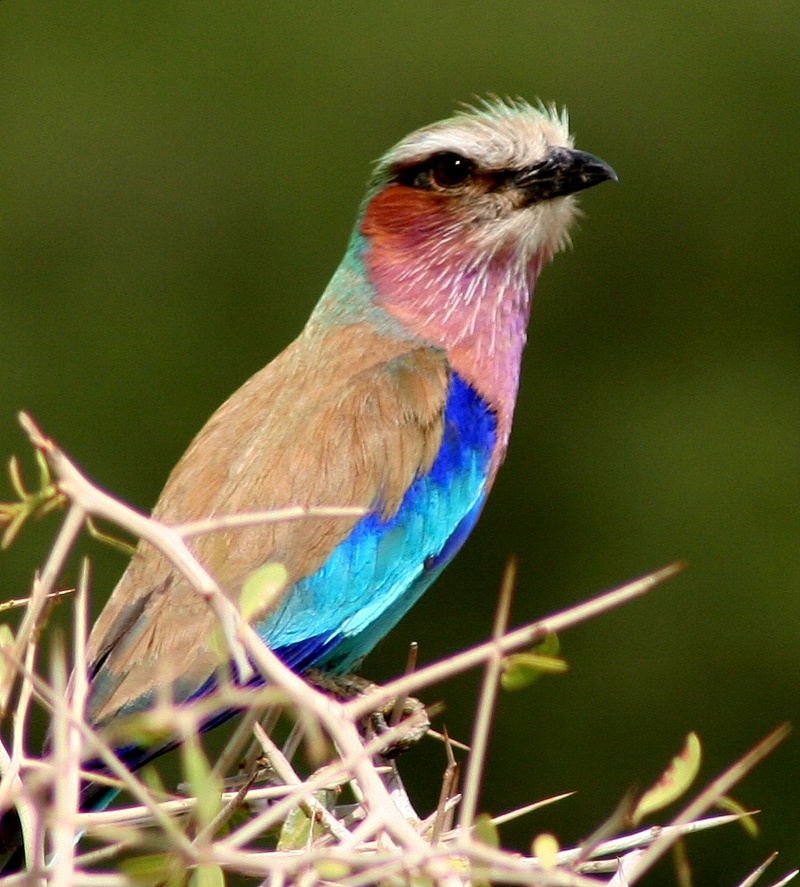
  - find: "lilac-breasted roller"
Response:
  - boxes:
[83,99,613,793]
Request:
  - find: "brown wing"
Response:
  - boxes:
[87,322,450,726]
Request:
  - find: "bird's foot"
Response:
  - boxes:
[304,668,430,757]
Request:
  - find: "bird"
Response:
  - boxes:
[6,99,615,861]
[89,97,614,771]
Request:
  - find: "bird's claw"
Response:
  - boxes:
[304,668,430,757]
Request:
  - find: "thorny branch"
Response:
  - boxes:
[0,415,792,887]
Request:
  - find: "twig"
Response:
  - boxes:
[490,792,575,827]
[250,721,349,842]
[0,646,194,857]
[389,642,418,727]
[49,559,91,887]
[175,505,366,539]
[345,561,685,721]
[14,414,418,856]
[0,635,38,870]
[430,728,459,845]
[738,852,779,887]
[1,416,784,887]
[458,557,515,834]
[218,704,431,852]
[561,811,757,867]
[0,503,86,712]
[622,724,791,883]
[17,412,253,684]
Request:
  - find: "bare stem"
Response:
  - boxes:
[345,561,685,721]
[457,557,516,833]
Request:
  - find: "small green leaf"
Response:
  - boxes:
[716,795,759,837]
[532,832,560,869]
[472,813,500,848]
[85,517,137,556]
[0,451,66,548]
[190,864,225,887]
[633,732,702,823]
[501,634,566,690]
[1,508,27,548]
[119,853,173,886]
[277,789,336,850]
[240,563,288,623]
[181,737,223,828]
[140,764,167,798]
[207,625,227,665]
[110,712,174,749]
[277,806,315,851]
[314,861,351,880]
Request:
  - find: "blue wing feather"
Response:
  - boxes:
[81,371,497,810]
[262,372,497,672]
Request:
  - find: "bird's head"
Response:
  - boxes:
[314,98,615,448]
[360,98,616,286]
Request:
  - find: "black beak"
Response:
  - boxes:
[514,146,617,203]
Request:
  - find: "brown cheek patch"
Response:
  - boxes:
[362,184,452,247]
[362,184,466,288]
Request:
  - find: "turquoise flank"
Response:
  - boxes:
[83,377,496,811]
[257,372,497,673]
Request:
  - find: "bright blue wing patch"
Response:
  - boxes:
[82,375,496,812]
[260,372,497,673]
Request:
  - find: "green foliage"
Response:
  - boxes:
[471,812,500,848]
[181,735,223,830]
[277,788,337,851]
[120,853,182,887]
[0,451,65,548]
[500,633,566,691]
[633,732,702,824]
[189,864,226,887]
[0,6,797,882]
[240,563,288,623]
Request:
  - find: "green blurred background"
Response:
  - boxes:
[1,2,798,883]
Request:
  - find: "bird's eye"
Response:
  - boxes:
[395,152,476,191]
[429,153,474,188]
